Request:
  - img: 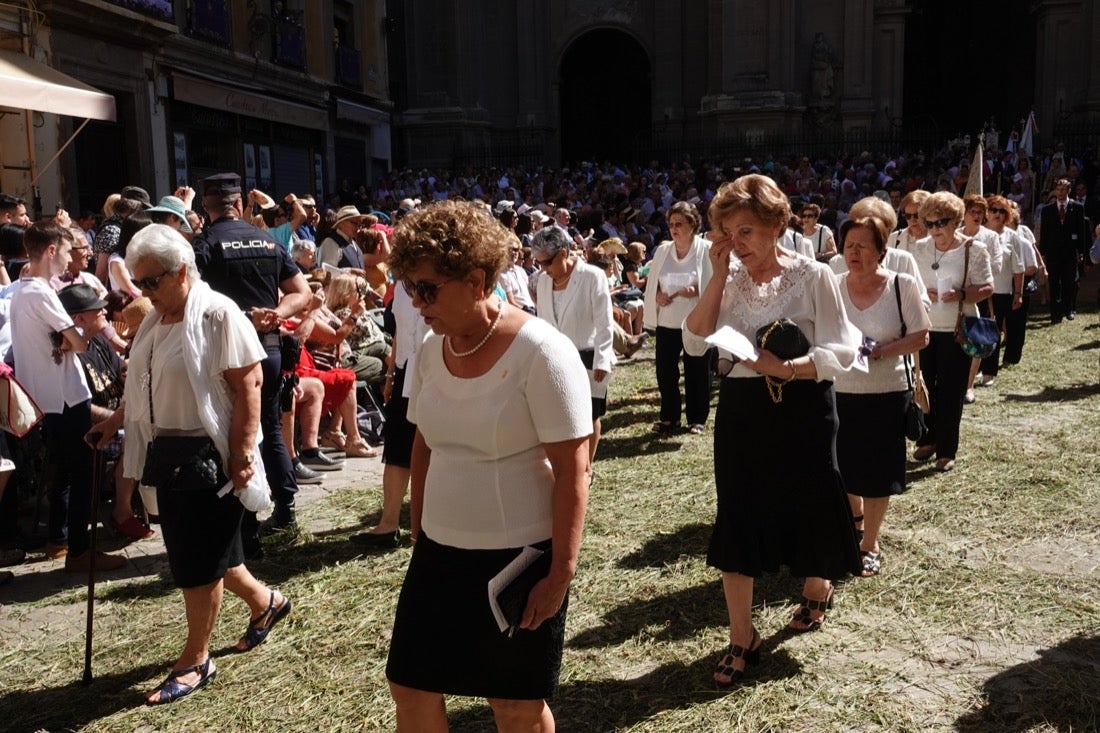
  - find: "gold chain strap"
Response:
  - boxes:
[759,321,796,404]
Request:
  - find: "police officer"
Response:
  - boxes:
[192,173,311,554]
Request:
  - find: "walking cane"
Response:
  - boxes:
[83,443,104,685]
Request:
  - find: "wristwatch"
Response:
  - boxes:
[229,452,254,465]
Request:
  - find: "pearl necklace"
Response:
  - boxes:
[446,300,505,358]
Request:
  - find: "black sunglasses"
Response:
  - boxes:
[988,207,1007,215]
[535,252,559,267]
[903,211,920,220]
[133,270,173,291]
[715,355,741,377]
[402,278,455,304]
[923,217,953,230]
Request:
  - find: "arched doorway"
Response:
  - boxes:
[559,29,651,165]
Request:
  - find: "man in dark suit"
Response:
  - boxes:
[1039,178,1090,322]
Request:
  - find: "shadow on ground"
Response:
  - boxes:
[955,633,1100,732]
[448,647,802,733]
[1001,383,1100,403]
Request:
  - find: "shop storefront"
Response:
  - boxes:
[169,73,328,201]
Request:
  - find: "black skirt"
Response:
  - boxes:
[835,390,909,498]
[386,534,567,700]
[382,367,415,468]
[156,472,244,589]
[707,378,861,580]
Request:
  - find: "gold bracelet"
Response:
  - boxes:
[783,359,797,383]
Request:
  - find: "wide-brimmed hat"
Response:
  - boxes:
[146,195,193,233]
[58,283,108,315]
[333,205,368,227]
[119,185,152,209]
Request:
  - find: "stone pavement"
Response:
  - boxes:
[0,451,385,618]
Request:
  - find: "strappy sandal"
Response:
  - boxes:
[236,591,292,652]
[688,423,705,435]
[146,656,217,705]
[344,439,379,458]
[860,550,881,577]
[320,430,347,451]
[712,628,762,686]
[651,420,677,434]
[788,584,834,632]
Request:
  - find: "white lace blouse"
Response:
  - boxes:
[682,257,862,381]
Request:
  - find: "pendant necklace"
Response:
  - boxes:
[447,299,505,358]
[931,246,949,270]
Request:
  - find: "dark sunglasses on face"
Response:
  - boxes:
[988,207,1007,215]
[924,217,953,230]
[133,270,172,291]
[402,278,454,304]
[536,253,558,267]
[904,211,920,220]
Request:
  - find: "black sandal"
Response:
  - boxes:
[236,591,292,652]
[146,656,217,705]
[852,514,864,544]
[712,628,762,686]
[860,550,881,577]
[788,585,834,632]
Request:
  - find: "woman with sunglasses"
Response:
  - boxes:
[531,226,615,466]
[90,224,290,704]
[980,197,1033,377]
[958,195,1005,400]
[642,201,714,435]
[385,200,591,732]
[683,174,863,685]
[910,192,994,471]
[799,203,836,263]
[887,190,930,252]
[833,203,930,578]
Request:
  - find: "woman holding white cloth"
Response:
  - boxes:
[643,201,713,434]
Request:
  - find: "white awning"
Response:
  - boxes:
[0,49,116,121]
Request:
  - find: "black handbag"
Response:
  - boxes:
[756,319,810,403]
[954,240,998,359]
[755,319,810,360]
[141,435,223,491]
[895,276,927,442]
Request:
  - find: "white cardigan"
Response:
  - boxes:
[643,235,713,331]
[535,259,615,374]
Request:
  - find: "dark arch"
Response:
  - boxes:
[559,28,651,166]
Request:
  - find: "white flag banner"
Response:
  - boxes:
[964,143,983,198]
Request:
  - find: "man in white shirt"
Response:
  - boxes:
[10,222,125,572]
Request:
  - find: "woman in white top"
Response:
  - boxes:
[834,214,930,577]
[107,215,150,298]
[92,225,289,705]
[910,192,994,471]
[385,200,591,731]
[959,194,1004,397]
[683,174,863,685]
[1003,201,1044,365]
[887,189,930,252]
[642,201,713,434]
[977,195,1028,382]
[800,202,836,262]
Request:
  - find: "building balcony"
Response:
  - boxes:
[336,44,361,89]
[273,17,306,70]
[103,0,174,23]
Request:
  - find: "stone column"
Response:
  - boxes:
[1031,0,1088,133]
[870,0,910,131]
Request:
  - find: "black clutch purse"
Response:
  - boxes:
[755,319,810,360]
[141,435,223,492]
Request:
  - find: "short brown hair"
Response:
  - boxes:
[963,194,987,214]
[840,216,890,263]
[23,220,64,259]
[919,192,965,225]
[389,199,510,295]
[665,201,701,233]
[709,174,790,232]
[848,196,898,232]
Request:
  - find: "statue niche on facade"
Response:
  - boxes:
[807,32,841,129]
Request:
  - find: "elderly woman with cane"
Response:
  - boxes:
[91,224,290,705]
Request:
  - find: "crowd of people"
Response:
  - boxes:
[0,138,1097,727]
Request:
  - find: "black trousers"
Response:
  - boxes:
[1001,293,1030,365]
[915,332,970,460]
[654,326,711,427]
[1045,256,1079,320]
[44,401,93,556]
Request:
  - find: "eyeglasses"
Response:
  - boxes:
[133,270,172,291]
[923,217,953,230]
[536,253,559,267]
[966,209,985,217]
[988,207,1007,216]
[402,278,455,304]
[903,210,920,220]
[715,355,741,377]
[802,213,818,219]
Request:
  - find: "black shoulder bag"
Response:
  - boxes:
[895,275,927,442]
